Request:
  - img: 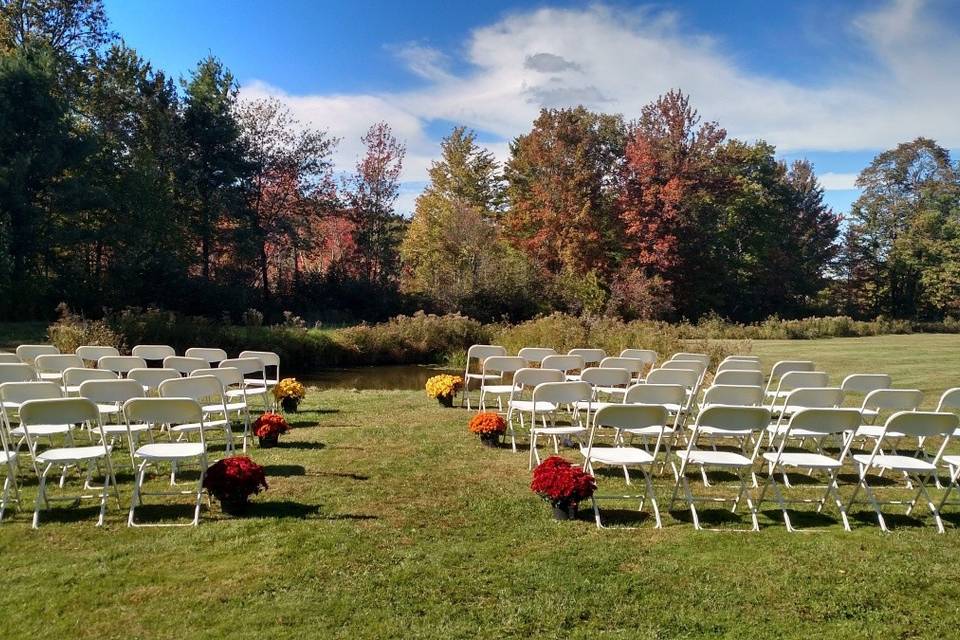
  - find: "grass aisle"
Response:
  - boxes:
[0,334,959,638]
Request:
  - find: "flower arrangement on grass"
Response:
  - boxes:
[274,378,306,412]
[425,374,463,407]
[468,412,506,447]
[203,456,268,515]
[253,412,290,448]
[530,456,596,520]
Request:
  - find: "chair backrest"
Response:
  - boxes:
[781,387,844,412]
[131,344,176,361]
[511,367,564,391]
[717,360,762,373]
[670,353,709,367]
[861,388,923,414]
[661,359,707,376]
[645,368,699,390]
[580,367,631,389]
[0,363,36,384]
[624,383,686,407]
[532,381,592,406]
[585,404,670,462]
[880,411,959,439]
[782,408,863,437]
[466,344,507,365]
[163,356,208,376]
[184,347,228,365]
[191,367,244,389]
[767,360,815,387]
[723,355,760,363]
[0,353,20,364]
[540,354,584,374]
[159,375,224,403]
[19,398,105,449]
[128,368,181,392]
[690,405,771,440]
[937,388,960,413]
[0,381,62,404]
[15,344,59,363]
[517,347,557,365]
[219,357,264,377]
[63,367,117,389]
[619,349,657,366]
[713,370,763,387]
[775,371,830,393]
[481,356,526,376]
[841,373,892,396]
[79,379,144,404]
[239,350,281,379]
[567,348,606,366]
[34,354,83,375]
[599,357,646,375]
[701,384,764,408]
[123,398,205,447]
[98,355,147,375]
[75,345,120,363]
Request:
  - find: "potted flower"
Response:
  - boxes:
[469,412,506,447]
[202,456,268,515]
[425,374,463,407]
[274,378,306,412]
[253,412,289,448]
[530,456,596,520]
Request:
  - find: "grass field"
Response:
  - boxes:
[1,334,960,639]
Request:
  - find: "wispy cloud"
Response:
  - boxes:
[240,1,959,213]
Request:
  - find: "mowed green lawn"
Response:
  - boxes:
[0,334,959,639]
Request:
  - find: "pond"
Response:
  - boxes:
[300,364,460,390]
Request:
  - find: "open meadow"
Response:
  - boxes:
[1,333,960,639]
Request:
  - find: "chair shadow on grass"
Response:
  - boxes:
[589,507,655,528]
[757,508,840,529]
[312,470,369,481]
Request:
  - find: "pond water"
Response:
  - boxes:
[300,365,460,390]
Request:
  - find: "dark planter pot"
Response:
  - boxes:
[437,394,454,408]
[259,434,279,448]
[280,397,300,413]
[552,501,578,521]
[220,496,250,516]
[479,433,501,448]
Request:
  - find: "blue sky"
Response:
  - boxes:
[104,0,960,216]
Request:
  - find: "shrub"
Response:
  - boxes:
[47,304,125,354]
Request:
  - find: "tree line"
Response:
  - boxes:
[0,0,957,324]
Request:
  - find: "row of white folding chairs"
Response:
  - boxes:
[0,395,223,528]
[581,403,960,533]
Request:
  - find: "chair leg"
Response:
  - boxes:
[33,463,53,529]
[643,469,662,528]
[193,455,208,526]
[128,462,147,526]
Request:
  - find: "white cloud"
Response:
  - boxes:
[240,1,959,214]
[819,172,860,191]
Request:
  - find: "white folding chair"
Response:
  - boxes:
[600,357,647,383]
[620,383,686,470]
[581,404,670,528]
[0,381,69,463]
[619,349,657,378]
[160,376,234,453]
[723,355,760,363]
[128,368,181,396]
[75,345,119,365]
[713,370,763,387]
[0,408,20,520]
[646,368,700,413]
[671,352,709,367]
[580,367,632,403]
[477,356,525,412]
[192,367,251,452]
[131,344,176,363]
[124,397,208,527]
[847,411,959,533]
[34,354,83,383]
[669,405,771,531]
[62,367,117,395]
[239,350,280,388]
[0,353,21,364]
[185,348,228,366]
[0,363,36,385]
[851,389,923,449]
[518,347,557,366]
[717,360,762,373]
[757,408,862,532]
[700,384,764,410]
[505,368,564,453]
[767,371,830,412]
[219,358,269,410]
[78,379,148,467]
[462,345,508,409]
[567,348,606,370]
[15,344,58,364]
[19,398,119,528]
[765,387,844,450]
[840,374,892,401]
[98,355,148,377]
[541,354,585,381]
[662,358,708,387]
[763,360,815,400]
[163,356,207,376]
[528,381,592,469]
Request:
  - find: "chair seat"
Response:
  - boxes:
[482,384,513,395]
[697,426,753,437]
[466,373,500,381]
[10,424,72,437]
[223,402,247,412]
[38,373,63,381]
[509,400,557,413]
[102,422,151,435]
[565,374,581,382]
[762,452,841,468]
[135,442,205,460]
[765,424,826,438]
[572,400,618,412]
[852,453,937,472]
[244,377,277,387]
[242,385,268,396]
[585,446,655,466]
[224,389,249,399]
[171,420,228,433]
[853,425,906,439]
[593,386,627,396]
[96,403,121,415]
[0,451,16,464]
[622,426,674,437]
[942,454,960,468]
[531,425,586,436]
[37,445,110,464]
[676,450,753,467]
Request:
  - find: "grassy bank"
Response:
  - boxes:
[0,334,959,638]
